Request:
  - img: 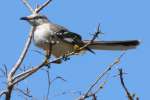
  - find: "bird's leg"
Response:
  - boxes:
[45,43,52,67]
[62,54,70,61]
[73,44,83,55]
[73,45,81,53]
[45,49,51,68]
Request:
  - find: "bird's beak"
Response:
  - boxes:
[20,17,29,20]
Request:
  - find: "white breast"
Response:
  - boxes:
[33,23,74,57]
[33,23,53,49]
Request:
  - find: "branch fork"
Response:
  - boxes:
[4,0,52,100]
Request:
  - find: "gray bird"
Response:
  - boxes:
[21,14,139,63]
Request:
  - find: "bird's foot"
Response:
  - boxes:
[45,58,51,68]
[52,59,62,64]
[62,55,70,61]
[73,45,82,53]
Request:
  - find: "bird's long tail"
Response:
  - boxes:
[84,40,140,51]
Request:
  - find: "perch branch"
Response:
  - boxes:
[12,24,101,86]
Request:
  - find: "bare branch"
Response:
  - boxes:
[5,27,36,100]
[22,0,34,13]
[118,68,134,100]
[85,52,126,96]
[12,24,102,86]
[4,65,8,78]
[14,87,32,98]
[8,27,36,79]
[77,52,126,100]
[54,90,82,97]
[79,24,101,51]
[13,62,45,85]
[94,79,108,94]
[35,0,52,13]
[0,90,6,97]
[0,64,8,78]
[45,69,51,100]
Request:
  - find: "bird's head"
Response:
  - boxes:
[20,14,49,26]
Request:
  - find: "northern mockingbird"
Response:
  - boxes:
[21,14,139,63]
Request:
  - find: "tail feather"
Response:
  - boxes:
[84,40,140,51]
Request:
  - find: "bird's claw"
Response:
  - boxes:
[45,58,51,68]
[62,55,70,61]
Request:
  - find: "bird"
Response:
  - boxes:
[20,13,140,63]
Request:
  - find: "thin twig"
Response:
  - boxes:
[45,69,51,100]
[22,0,34,13]
[54,90,82,97]
[94,79,108,94]
[12,59,47,85]
[32,50,45,56]
[77,52,126,100]
[51,76,66,83]
[0,90,6,97]
[8,27,36,79]
[5,27,36,100]
[86,52,125,95]
[15,87,32,98]
[118,68,134,100]
[35,0,52,13]
[79,24,101,51]
[12,24,101,85]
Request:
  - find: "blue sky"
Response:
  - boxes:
[0,0,149,100]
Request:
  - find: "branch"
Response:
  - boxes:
[118,68,134,100]
[45,69,51,100]
[8,27,36,79]
[77,52,126,100]
[12,59,47,85]
[0,64,8,78]
[35,0,52,13]
[22,0,34,13]
[5,27,36,100]
[14,87,32,98]
[79,24,101,51]
[0,90,6,97]
[12,24,101,86]
[4,0,52,99]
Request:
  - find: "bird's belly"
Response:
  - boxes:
[34,31,74,57]
[33,27,52,50]
[52,41,74,58]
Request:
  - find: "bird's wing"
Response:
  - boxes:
[49,23,95,53]
[49,23,69,33]
[57,31,82,44]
